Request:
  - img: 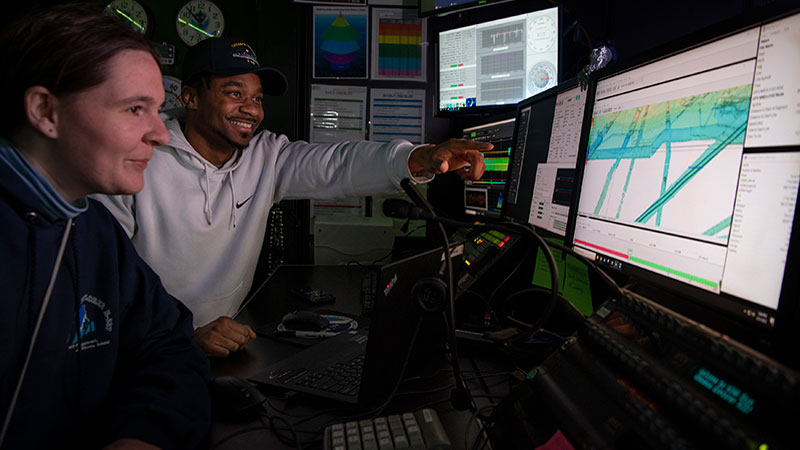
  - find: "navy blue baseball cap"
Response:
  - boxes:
[182,37,288,96]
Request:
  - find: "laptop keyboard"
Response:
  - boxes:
[323,408,451,450]
[269,354,365,397]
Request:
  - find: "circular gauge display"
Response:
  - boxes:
[176,0,225,46]
[161,76,183,111]
[104,0,151,36]
[527,61,557,96]
[527,15,557,53]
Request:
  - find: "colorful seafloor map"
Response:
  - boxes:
[580,84,752,243]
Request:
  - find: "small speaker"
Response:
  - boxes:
[411,278,448,314]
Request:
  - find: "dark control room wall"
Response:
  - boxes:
[3,0,303,139]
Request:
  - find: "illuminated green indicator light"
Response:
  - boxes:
[759,444,768,450]
[178,18,214,37]
[114,8,144,31]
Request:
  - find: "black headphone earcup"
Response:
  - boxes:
[411,278,448,314]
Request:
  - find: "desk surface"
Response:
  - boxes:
[212,265,371,379]
[208,264,512,450]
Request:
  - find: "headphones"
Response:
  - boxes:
[410,278,448,314]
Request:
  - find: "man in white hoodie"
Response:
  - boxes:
[97,37,489,357]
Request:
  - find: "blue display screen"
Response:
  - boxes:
[692,367,755,415]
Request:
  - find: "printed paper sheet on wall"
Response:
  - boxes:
[314,6,369,79]
[310,84,367,143]
[369,88,425,145]
[370,8,426,81]
[309,84,368,217]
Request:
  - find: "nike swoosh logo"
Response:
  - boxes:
[236,194,254,209]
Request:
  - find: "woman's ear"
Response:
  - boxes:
[23,86,59,139]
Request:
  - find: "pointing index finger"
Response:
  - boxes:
[459,139,493,151]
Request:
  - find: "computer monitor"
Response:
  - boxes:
[572,9,800,351]
[437,6,559,112]
[503,77,595,239]
[420,0,511,17]
[462,117,515,218]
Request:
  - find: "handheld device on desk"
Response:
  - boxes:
[323,408,451,450]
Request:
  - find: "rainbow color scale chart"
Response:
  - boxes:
[377,19,423,77]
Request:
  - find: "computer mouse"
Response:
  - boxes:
[280,310,330,332]
[209,375,267,419]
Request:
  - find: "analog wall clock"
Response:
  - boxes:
[161,76,183,112]
[176,0,225,46]
[104,0,152,37]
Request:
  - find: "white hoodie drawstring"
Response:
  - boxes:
[202,168,212,225]
[228,170,237,229]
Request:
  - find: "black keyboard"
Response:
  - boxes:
[323,408,451,450]
[270,354,364,397]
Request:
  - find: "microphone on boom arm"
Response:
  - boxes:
[384,179,573,411]
[388,179,475,412]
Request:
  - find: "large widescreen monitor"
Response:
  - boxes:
[437,6,558,112]
[462,117,515,218]
[572,9,800,351]
[420,0,511,17]
[504,77,594,239]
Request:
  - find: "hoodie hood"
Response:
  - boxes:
[163,117,244,228]
[0,139,87,221]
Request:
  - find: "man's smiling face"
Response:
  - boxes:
[193,72,264,150]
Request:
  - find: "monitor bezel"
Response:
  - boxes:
[570,5,800,365]
[419,0,515,18]
[432,4,562,117]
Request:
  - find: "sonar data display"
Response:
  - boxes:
[439,7,558,111]
[573,12,800,315]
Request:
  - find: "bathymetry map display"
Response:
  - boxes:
[579,83,752,244]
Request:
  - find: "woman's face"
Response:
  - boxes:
[53,49,169,200]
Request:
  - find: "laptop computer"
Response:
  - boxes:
[248,244,461,407]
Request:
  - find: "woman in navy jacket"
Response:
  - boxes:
[0,5,210,449]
